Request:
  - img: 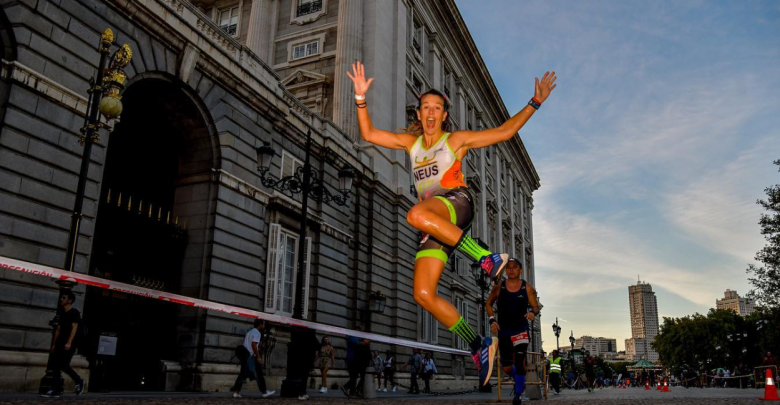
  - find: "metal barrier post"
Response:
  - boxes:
[362,366,376,399]
[497,348,502,402]
[755,365,778,389]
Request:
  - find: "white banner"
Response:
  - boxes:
[0,256,470,356]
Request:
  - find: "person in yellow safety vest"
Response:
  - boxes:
[549,350,562,395]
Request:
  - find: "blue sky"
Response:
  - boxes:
[455,0,780,352]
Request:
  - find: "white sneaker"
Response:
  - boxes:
[298,395,308,400]
[376,388,381,392]
[382,388,387,392]
[319,387,326,393]
[392,386,397,392]
[262,390,276,398]
[233,392,242,398]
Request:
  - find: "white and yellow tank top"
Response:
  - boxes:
[408,132,468,201]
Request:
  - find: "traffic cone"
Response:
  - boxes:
[645,379,651,390]
[663,378,670,392]
[656,377,662,391]
[760,368,779,401]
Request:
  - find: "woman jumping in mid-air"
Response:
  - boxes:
[347,61,556,386]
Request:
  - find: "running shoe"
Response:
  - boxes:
[75,379,84,395]
[479,253,510,280]
[40,390,60,398]
[262,390,276,398]
[471,336,498,386]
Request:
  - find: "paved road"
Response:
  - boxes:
[0,387,767,404]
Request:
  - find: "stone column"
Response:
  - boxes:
[527,197,535,285]
[518,187,527,272]
[246,0,276,64]
[495,155,503,251]
[509,177,517,258]
[333,0,363,140]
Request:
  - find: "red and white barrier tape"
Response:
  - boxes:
[0,256,470,356]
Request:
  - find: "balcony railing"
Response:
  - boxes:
[297,0,323,17]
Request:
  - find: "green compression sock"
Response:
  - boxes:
[449,316,481,352]
[455,233,492,262]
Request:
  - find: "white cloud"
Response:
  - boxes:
[664,140,778,262]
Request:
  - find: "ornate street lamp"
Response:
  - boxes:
[363,290,387,331]
[39,28,132,395]
[255,110,354,397]
[569,331,576,369]
[256,141,354,206]
[552,318,562,352]
[369,290,387,314]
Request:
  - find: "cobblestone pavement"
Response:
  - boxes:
[0,387,766,404]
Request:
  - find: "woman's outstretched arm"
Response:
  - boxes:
[347,61,417,151]
[448,71,557,152]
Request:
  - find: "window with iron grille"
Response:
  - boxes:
[218,6,239,36]
[297,0,323,17]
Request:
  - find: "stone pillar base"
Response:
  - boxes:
[0,349,89,392]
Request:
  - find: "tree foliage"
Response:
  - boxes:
[652,308,780,372]
[747,159,780,309]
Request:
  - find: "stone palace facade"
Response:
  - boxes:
[0,0,540,392]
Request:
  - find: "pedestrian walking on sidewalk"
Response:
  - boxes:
[41,292,85,398]
[373,350,384,391]
[549,350,562,395]
[230,319,275,398]
[420,352,438,393]
[342,329,370,398]
[382,350,397,392]
[400,348,423,394]
[315,336,335,393]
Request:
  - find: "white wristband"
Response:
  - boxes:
[355,94,366,101]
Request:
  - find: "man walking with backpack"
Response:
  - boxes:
[231,319,276,398]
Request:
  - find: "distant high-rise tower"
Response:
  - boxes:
[716,289,755,316]
[625,281,659,362]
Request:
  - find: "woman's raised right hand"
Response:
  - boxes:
[346,61,374,96]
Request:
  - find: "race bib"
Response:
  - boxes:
[511,331,529,346]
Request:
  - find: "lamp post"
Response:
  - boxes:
[552,317,562,352]
[38,29,131,395]
[468,238,490,331]
[255,111,355,397]
[529,297,543,353]
[569,331,576,371]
